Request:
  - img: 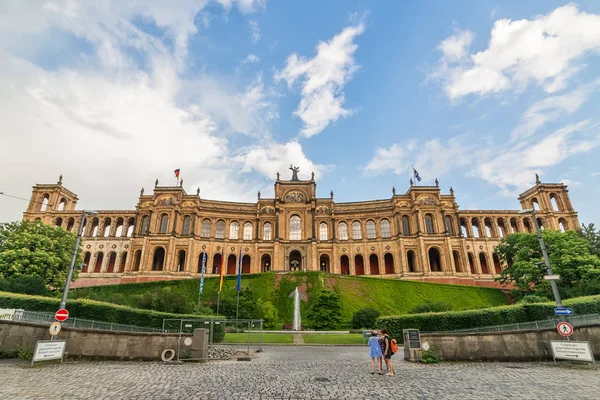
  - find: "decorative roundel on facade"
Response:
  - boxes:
[386,246,390,250]
[124,244,129,249]
[342,248,346,253]
[231,247,235,251]
[466,245,470,249]
[357,248,360,252]
[479,245,484,250]
[86,244,91,249]
[99,245,104,249]
[112,244,117,249]
[217,246,221,250]
[245,247,249,252]
[202,245,206,249]
[370,246,375,251]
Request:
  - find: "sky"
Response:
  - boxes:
[1,0,599,226]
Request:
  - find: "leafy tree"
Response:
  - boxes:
[581,223,600,258]
[0,220,81,290]
[215,288,260,319]
[495,230,600,299]
[306,290,342,330]
[257,299,279,329]
[351,308,380,329]
[409,301,452,314]
[0,275,51,296]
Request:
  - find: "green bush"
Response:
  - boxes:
[212,323,225,343]
[306,290,342,330]
[0,345,33,360]
[376,295,600,340]
[0,291,214,329]
[0,275,51,296]
[352,308,381,329]
[421,349,440,364]
[518,295,549,304]
[409,301,452,314]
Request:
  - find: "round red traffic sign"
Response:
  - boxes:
[55,309,69,322]
[557,321,573,337]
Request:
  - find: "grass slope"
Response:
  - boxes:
[71,272,508,324]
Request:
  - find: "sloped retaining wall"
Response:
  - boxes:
[0,319,187,360]
[421,324,600,362]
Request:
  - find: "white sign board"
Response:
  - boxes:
[550,341,594,362]
[0,309,24,320]
[544,275,560,280]
[32,340,66,364]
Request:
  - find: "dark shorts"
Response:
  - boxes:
[384,354,392,360]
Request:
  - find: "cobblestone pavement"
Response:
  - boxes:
[1,346,598,400]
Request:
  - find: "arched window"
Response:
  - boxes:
[468,253,476,274]
[402,216,411,235]
[319,254,330,272]
[126,217,135,237]
[460,218,468,237]
[289,216,301,240]
[497,219,506,238]
[119,252,127,273]
[366,220,376,239]
[319,222,328,240]
[550,194,560,211]
[510,217,519,233]
[182,216,191,235]
[369,254,379,275]
[429,248,442,272]
[201,219,211,237]
[445,216,453,235]
[242,254,251,274]
[177,250,186,272]
[159,214,169,234]
[532,198,540,210]
[407,250,416,272]
[523,218,533,233]
[107,252,116,273]
[216,220,225,239]
[82,252,91,273]
[115,218,124,237]
[537,218,544,230]
[493,254,502,274]
[340,255,350,275]
[90,218,99,237]
[384,253,394,274]
[103,218,111,237]
[133,250,142,272]
[352,221,362,240]
[55,217,63,228]
[261,254,271,272]
[472,218,481,238]
[243,222,253,240]
[93,252,104,273]
[40,194,49,211]
[354,254,365,275]
[58,198,67,211]
[453,250,462,272]
[338,222,348,240]
[479,253,489,274]
[152,247,165,271]
[424,214,435,234]
[558,218,568,232]
[229,221,239,239]
[380,219,391,238]
[484,218,493,238]
[263,222,272,240]
[66,218,74,232]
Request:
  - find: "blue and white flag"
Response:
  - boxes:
[199,252,207,295]
[236,248,242,292]
[412,166,422,182]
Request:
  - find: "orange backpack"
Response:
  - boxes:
[390,338,399,354]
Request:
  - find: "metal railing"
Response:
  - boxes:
[9,310,166,333]
[424,313,600,335]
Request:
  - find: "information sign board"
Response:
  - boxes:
[407,329,421,349]
[550,341,594,363]
[32,340,66,365]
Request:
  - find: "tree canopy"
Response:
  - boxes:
[495,230,600,299]
[0,220,81,290]
[581,223,600,258]
[306,290,342,330]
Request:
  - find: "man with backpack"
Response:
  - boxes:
[379,328,396,376]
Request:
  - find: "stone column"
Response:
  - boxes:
[275,209,280,240]
[311,208,316,240]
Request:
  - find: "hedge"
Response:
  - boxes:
[0,291,214,329]
[376,295,600,340]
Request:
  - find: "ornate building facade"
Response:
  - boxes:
[23,172,580,287]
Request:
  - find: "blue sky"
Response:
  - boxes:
[1,0,599,226]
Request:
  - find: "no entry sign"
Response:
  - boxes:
[55,309,69,322]
[557,321,573,337]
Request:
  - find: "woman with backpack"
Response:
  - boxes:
[380,328,396,376]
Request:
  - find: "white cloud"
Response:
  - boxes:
[248,20,261,44]
[591,172,600,177]
[364,137,473,182]
[275,22,365,137]
[433,4,600,99]
[511,80,600,141]
[235,141,325,181]
[476,120,600,194]
[243,54,260,64]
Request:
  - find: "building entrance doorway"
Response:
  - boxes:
[289,250,302,271]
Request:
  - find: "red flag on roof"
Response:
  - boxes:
[174,169,180,178]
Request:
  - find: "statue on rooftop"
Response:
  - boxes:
[289,165,300,181]
[536,173,540,184]
[435,178,439,187]
[410,178,413,186]
[140,187,144,196]
[58,174,63,185]
[392,186,396,196]
[155,179,159,187]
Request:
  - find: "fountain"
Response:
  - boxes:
[293,287,301,331]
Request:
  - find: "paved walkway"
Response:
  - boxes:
[1,346,598,399]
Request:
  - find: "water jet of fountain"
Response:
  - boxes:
[293,287,301,331]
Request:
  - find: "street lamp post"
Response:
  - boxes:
[59,209,98,310]
[519,208,563,308]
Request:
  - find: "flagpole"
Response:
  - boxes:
[216,250,224,316]
[196,252,207,313]
[235,248,242,322]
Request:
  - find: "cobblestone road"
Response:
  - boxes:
[1,346,598,399]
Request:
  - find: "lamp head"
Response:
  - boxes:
[84,210,99,215]
[519,208,534,215]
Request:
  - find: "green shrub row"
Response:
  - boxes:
[376,295,600,340]
[0,291,214,329]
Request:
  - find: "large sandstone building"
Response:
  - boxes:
[23,171,579,287]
